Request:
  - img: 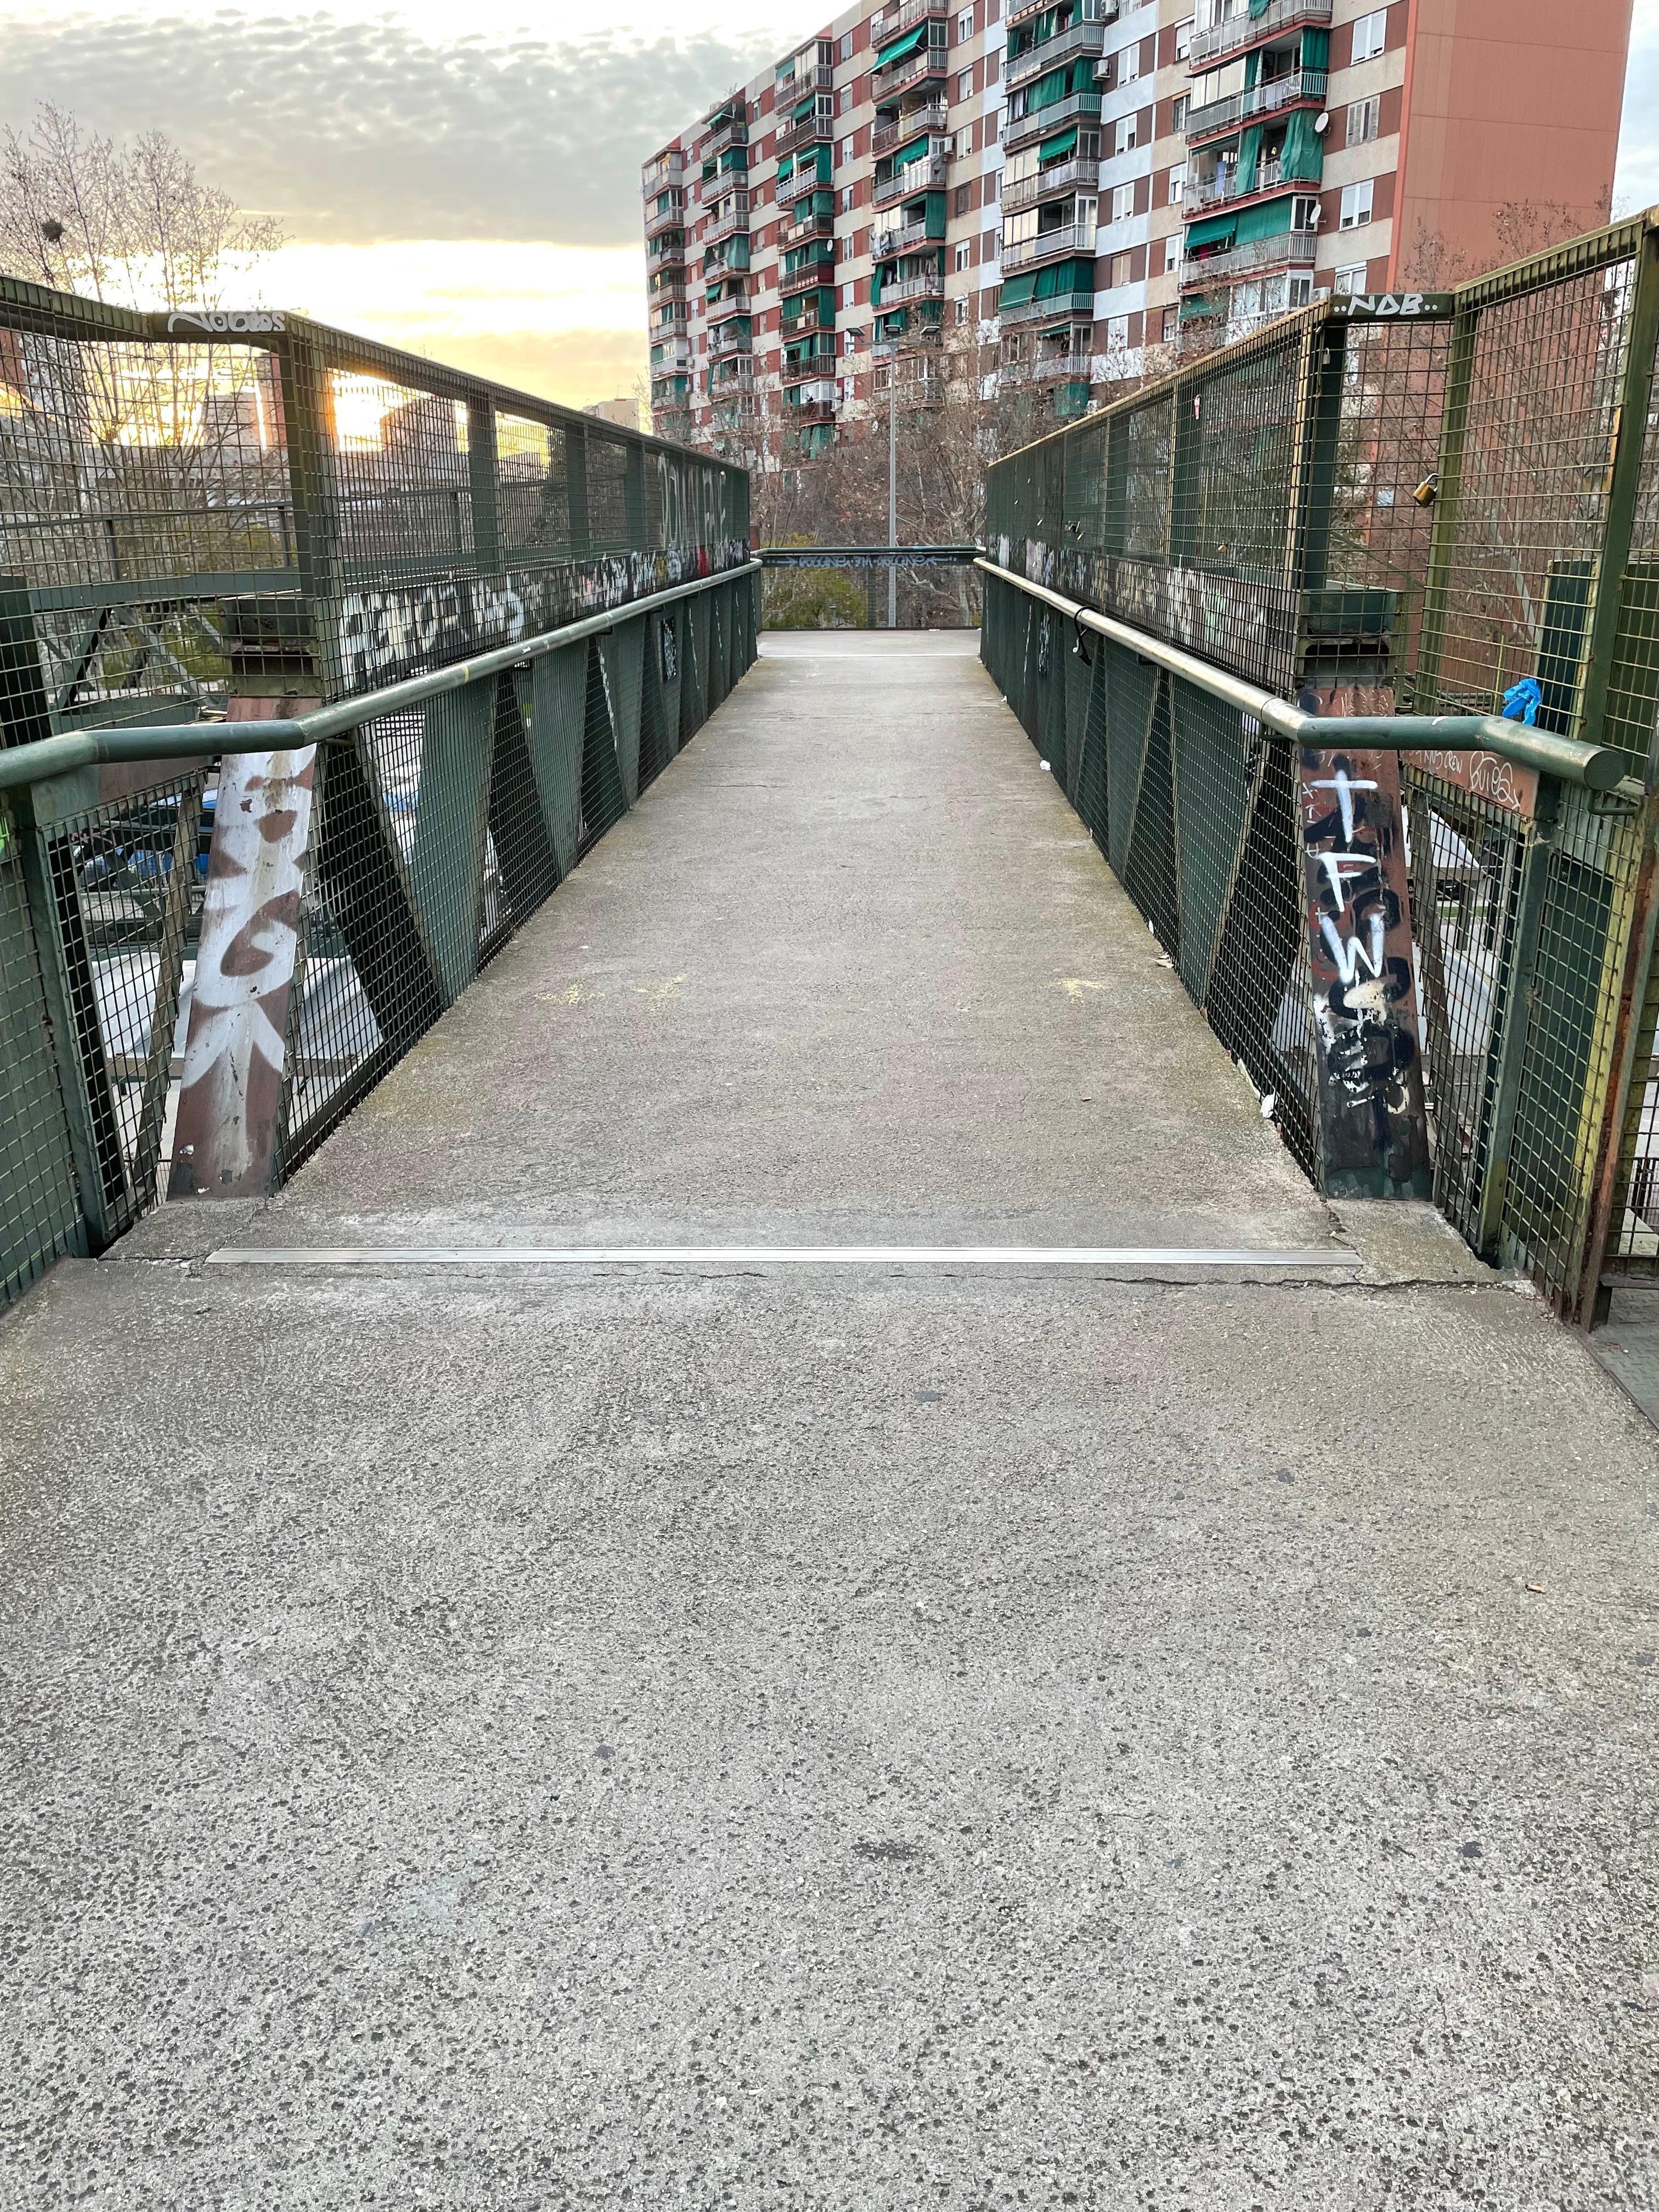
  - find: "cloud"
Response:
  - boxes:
[0,13,770,246]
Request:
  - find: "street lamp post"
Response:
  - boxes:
[887,348,898,631]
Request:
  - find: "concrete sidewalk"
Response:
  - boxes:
[2,634,1656,2208]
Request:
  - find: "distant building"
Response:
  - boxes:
[584,397,641,432]
[642,0,1633,453]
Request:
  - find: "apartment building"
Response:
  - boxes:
[642,0,1629,450]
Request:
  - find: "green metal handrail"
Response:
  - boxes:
[0,562,763,794]
[975,557,1636,796]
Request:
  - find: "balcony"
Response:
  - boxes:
[1002,219,1096,272]
[879,266,946,307]
[999,349,1094,385]
[644,192,686,238]
[650,337,692,370]
[1180,227,1316,286]
[709,320,754,358]
[781,297,835,335]
[871,210,939,256]
[782,345,838,385]
[652,311,689,338]
[642,150,685,194]
[785,393,838,426]
[1002,155,1099,215]
[785,202,837,246]
[708,361,757,394]
[703,195,752,246]
[1184,67,1327,144]
[876,0,950,40]
[872,100,950,155]
[700,119,750,163]
[698,167,752,206]
[647,229,687,266]
[1187,160,1319,215]
[783,254,836,298]
[1006,19,1107,92]
[1002,88,1101,151]
[872,43,950,97]
[706,288,753,323]
[1000,283,1096,326]
[874,153,950,206]
[1188,0,1331,69]
[775,111,834,161]
[1009,0,1115,25]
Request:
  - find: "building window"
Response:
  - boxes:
[841,184,854,212]
[958,5,974,35]
[840,84,853,112]
[1171,93,1188,131]
[1351,8,1387,60]
[1109,250,1133,288]
[1290,194,1320,230]
[1165,234,1181,272]
[1106,314,1130,349]
[1289,274,1313,306]
[1167,163,1186,203]
[957,127,975,160]
[840,29,853,59]
[1162,306,1179,342]
[956,295,969,323]
[1340,178,1374,229]
[1118,40,1140,81]
[952,240,969,270]
[1346,94,1380,146]
[959,67,975,100]
[1113,114,1137,155]
[956,181,973,216]
[1334,262,1368,295]
[1111,181,1135,222]
[844,327,857,353]
[842,280,855,306]
[839,139,851,165]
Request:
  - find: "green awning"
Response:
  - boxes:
[1184,211,1239,250]
[1235,123,1262,196]
[776,154,794,182]
[1025,56,1096,109]
[1039,125,1079,162]
[1280,103,1323,183]
[1300,26,1329,67]
[1179,295,1216,320]
[893,133,934,167]
[794,95,815,120]
[875,23,926,65]
[1032,256,1093,298]
[998,273,1038,310]
[1233,195,1294,244]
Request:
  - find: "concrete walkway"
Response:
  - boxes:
[3,635,1656,2208]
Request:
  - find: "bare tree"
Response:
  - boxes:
[0,103,284,309]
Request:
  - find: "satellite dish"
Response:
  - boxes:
[1313,111,1328,132]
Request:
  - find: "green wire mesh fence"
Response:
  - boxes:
[985,218,1659,1321]
[0,280,755,1305]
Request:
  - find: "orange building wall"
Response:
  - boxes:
[1391,0,1633,285]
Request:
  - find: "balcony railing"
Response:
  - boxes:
[1000,284,1096,326]
[1184,67,1327,142]
[776,161,832,204]
[1187,160,1313,213]
[782,347,838,384]
[871,212,938,257]
[786,207,836,247]
[781,253,837,296]
[781,298,835,335]
[1006,18,1106,91]
[879,267,946,306]
[872,42,950,96]
[709,321,754,357]
[1002,155,1100,213]
[698,167,753,206]
[1188,0,1331,68]
[786,396,837,426]
[650,338,692,370]
[703,195,752,245]
[647,229,687,264]
[1003,88,1101,150]
[999,349,1093,384]
[1180,227,1316,285]
[700,119,750,163]
[875,0,950,41]
[872,100,950,155]
[1008,0,1116,27]
[644,193,686,236]
[873,153,950,206]
[652,312,689,337]
[706,290,753,323]
[1001,220,1096,272]
[708,362,757,393]
[776,111,835,161]
[642,151,685,193]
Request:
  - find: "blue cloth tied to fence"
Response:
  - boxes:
[1502,676,1542,726]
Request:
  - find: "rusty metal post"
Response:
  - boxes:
[1299,745,1432,1198]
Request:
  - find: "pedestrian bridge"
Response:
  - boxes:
[2,229,1658,2200]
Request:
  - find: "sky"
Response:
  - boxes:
[3,0,1659,411]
